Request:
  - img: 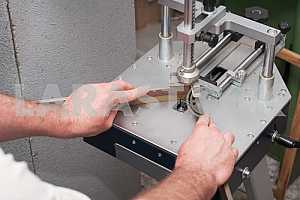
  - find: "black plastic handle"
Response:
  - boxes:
[203,0,216,12]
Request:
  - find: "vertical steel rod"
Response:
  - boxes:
[161,5,171,38]
[183,43,193,71]
[258,43,276,100]
[184,0,194,30]
[262,44,275,78]
[159,5,173,62]
[177,0,199,84]
[183,0,195,70]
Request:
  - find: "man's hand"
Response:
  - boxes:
[175,114,239,187]
[0,80,147,142]
[134,115,238,200]
[57,80,148,138]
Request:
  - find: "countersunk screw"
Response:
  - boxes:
[247,132,255,138]
[260,119,267,124]
[170,140,177,145]
[244,96,252,102]
[132,121,138,126]
[278,89,287,97]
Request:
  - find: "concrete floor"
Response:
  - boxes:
[136,20,300,200]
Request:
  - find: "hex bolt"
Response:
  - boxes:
[236,167,251,180]
[242,167,251,179]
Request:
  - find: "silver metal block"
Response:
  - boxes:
[212,12,282,45]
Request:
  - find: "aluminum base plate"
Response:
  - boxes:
[113,39,291,160]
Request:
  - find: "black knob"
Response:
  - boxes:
[196,32,219,48]
[203,0,216,12]
[245,6,269,24]
[278,21,291,34]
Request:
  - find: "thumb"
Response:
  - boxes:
[196,114,210,127]
[105,110,118,128]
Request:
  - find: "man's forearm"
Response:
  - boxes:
[134,168,217,200]
[0,94,68,141]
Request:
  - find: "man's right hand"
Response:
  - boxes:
[175,115,239,187]
[134,115,238,200]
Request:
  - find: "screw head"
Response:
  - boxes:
[247,132,255,138]
[170,140,177,145]
[244,96,252,102]
[132,121,138,126]
[260,120,267,124]
[278,89,287,96]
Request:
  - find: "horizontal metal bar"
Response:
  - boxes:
[236,45,264,72]
[195,33,232,69]
[212,12,282,45]
[219,45,264,91]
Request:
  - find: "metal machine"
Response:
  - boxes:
[85,0,292,199]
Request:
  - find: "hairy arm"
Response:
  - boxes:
[0,93,65,141]
[134,168,217,200]
[134,115,238,200]
[0,80,147,141]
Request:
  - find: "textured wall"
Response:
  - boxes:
[9,0,136,100]
[1,0,140,199]
[0,1,34,171]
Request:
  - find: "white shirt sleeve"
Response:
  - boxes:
[0,147,91,200]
